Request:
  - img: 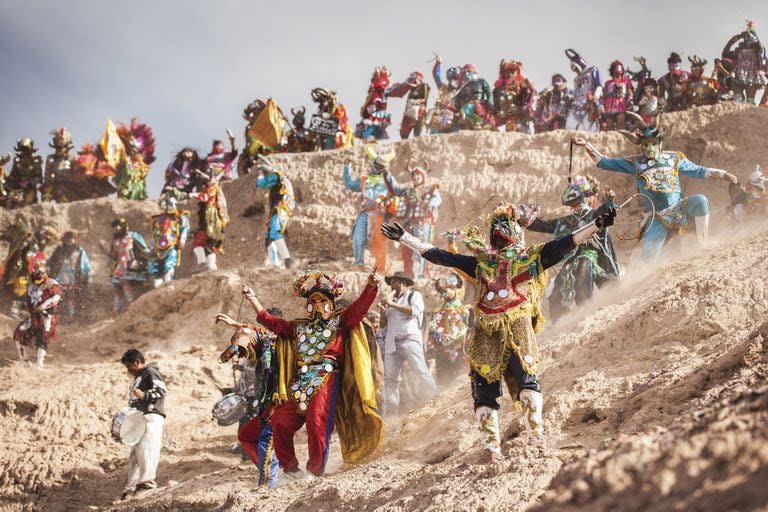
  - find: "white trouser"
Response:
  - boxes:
[125,413,164,491]
[267,239,291,267]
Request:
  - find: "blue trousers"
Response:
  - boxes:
[352,212,369,265]
[642,194,709,261]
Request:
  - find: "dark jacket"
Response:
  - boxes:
[129,362,167,417]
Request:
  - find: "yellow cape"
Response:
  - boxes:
[273,323,383,464]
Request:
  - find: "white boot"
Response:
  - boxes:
[153,278,163,289]
[694,214,709,247]
[36,348,46,370]
[16,342,29,367]
[519,389,544,439]
[275,239,291,267]
[475,406,502,461]
[206,253,218,271]
[193,247,207,272]
[266,241,280,267]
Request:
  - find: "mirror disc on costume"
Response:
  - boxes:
[300,365,308,374]
[300,343,308,352]
[300,393,306,401]
[299,402,307,412]
[294,391,300,399]
[308,349,316,356]
[523,355,535,365]
[318,342,326,350]
[324,364,333,373]
[299,334,306,342]
[480,364,491,375]
[321,329,330,338]
[498,289,509,298]
[485,291,495,301]
[310,336,317,343]
[307,386,314,395]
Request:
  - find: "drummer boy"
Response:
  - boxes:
[120,348,167,500]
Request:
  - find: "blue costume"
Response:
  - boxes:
[149,196,190,286]
[254,156,294,268]
[343,157,400,270]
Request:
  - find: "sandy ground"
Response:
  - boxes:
[1,103,767,511]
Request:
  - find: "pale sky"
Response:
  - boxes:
[1,0,766,196]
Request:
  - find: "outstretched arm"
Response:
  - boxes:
[341,269,381,328]
[381,222,478,276]
[343,162,361,192]
[528,217,558,234]
[677,157,737,183]
[572,137,633,174]
[240,284,292,337]
[540,208,617,269]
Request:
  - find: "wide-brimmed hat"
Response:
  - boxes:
[385,271,414,287]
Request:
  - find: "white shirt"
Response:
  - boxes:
[384,289,424,354]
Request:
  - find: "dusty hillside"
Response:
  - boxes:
[0,103,767,512]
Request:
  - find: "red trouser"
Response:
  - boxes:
[270,374,338,475]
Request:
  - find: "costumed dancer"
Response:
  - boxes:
[0,153,10,207]
[7,137,43,207]
[47,231,91,322]
[164,147,204,197]
[388,71,431,139]
[381,203,617,460]
[42,128,76,203]
[343,147,400,271]
[3,223,58,318]
[572,111,737,261]
[214,311,282,487]
[564,49,602,132]
[114,119,155,201]
[683,56,719,108]
[492,60,536,133]
[726,165,768,221]
[119,349,167,500]
[205,131,238,183]
[149,193,190,287]
[192,179,229,272]
[355,67,393,140]
[428,272,471,387]
[601,60,634,131]
[285,107,316,153]
[534,74,573,132]
[71,143,116,200]
[658,52,689,112]
[389,162,441,280]
[635,78,661,124]
[254,155,295,269]
[105,218,150,313]
[721,20,768,104]
[453,64,496,130]
[13,252,61,369]
[428,55,461,134]
[528,176,620,321]
[240,268,383,480]
[629,57,653,106]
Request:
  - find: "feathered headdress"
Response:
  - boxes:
[293,270,345,300]
[565,49,588,71]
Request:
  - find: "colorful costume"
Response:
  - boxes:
[285,107,316,153]
[722,21,768,104]
[389,163,441,280]
[565,49,602,132]
[388,72,431,139]
[47,231,91,322]
[256,272,382,476]
[2,223,58,318]
[635,78,661,125]
[601,60,634,131]
[683,56,719,108]
[428,273,470,386]
[528,176,619,321]
[343,147,400,270]
[492,60,536,133]
[534,74,572,132]
[114,118,155,201]
[149,194,190,287]
[355,67,392,140]
[427,58,460,134]
[71,143,116,200]
[453,64,496,130]
[383,202,615,456]
[576,112,735,261]
[658,53,690,112]
[255,156,295,268]
[164,148,204,196]
[7,138,43,207]
[109,218,150,313]
[727,166,768,221]
[13,252,61,369]
[219,324,280,487]
[206,137,238,183]
[42,128,76,203]
[192,181,229,271]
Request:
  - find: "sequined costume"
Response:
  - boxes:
[601,61,634,131]
[658,52,690,112]
[13,252,61,369]
[528,176,619,321]
[389,163,441,280]
[722,21,768,104]
[149,194,190,287]
[355,67,392,140]
[384,202,615,455]
[575,112,735,261]
[254,156,295,269]
[2,223,58,318]
[492,60,536,133]
[47,231,91,322]
[534,74,572,132]
[164,148,204,196]
[428,273,470,386]
[453,64,496,130]
[683,56,719,108]
[108,218,150,313]
[114,118,156,201]
[285,107,316,153]
[388,72,431,139]
[564,49,602,132]
[343,146,400,270]
[427,58,460,134]
[7,138,43,207]
[253,271,382,476]
[205,137,238,183]
[42,129,76,203]
[192,182,229,272]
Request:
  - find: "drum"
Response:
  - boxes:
[111,407,146,446]
[212,393,247,426]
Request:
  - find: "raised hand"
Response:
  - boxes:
[368,265,381,287]
[215,313,239,327]
[595,208,617,229]
[241,284,256,299]
[381,221,405,241]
